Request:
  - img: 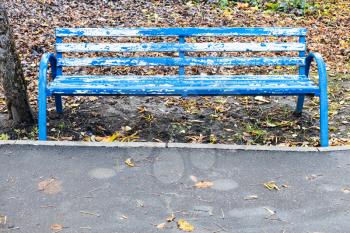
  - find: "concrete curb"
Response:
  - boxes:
[0,140,349,152]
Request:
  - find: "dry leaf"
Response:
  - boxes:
[94,136,106,142]
[177,219,194,232]
[342,187,350,194]
[0,215,7,225]
[120,215,128,219]
[264,207,276,215]
[136,199,144,207]
[122,126,132,132]
[156,223,166,229]
[51,224,63,232]
[263,181,280,191]
[244,195,258,200]
[38,178,62,194]
[166,213,176,222]
[124,158,135,167]
[194,181,213,189]
[254,96,270,104]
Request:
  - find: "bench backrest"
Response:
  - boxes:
[55,27,307,76]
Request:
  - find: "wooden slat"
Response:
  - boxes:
[57,57,305,67]
[56,42,306,53]
[48,85,319,96]
[56,27,307,37]
[49,75,318,96]
[55,75,308,82]
[50,79,316,89]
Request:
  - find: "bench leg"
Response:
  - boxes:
[38,91,47,141]
[55,95,63,114]
[320,88,329,147]
[295,95,305,115]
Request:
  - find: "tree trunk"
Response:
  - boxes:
[0,4,34,124]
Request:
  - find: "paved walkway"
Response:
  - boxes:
[0,143,349,233]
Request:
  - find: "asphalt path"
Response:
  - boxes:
[0,143,349,233]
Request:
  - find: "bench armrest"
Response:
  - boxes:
[39,53,57,91]
[305,52,327,89]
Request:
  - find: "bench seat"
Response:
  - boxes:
[48,75,319,96]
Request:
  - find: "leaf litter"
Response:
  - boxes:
[1,0,349,147]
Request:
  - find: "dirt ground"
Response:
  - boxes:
[1,0,350,146]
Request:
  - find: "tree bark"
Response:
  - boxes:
[0,4,34,124]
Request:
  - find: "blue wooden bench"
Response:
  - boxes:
[38,27,328,146]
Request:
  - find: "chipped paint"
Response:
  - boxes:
[55,27,307,37]
[56,42,306,53]
[58,57,305,67]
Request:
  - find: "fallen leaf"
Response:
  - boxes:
[166,213,176,222]
[266,122,277,127]
[122,126,132,132]
[94,136,106,142]
[342,187,350,194]
[177,219,194,232]
[51,224,63,232]
[194,181,213,189]
[106,131,121,142]
[244,195,258,200]
[38,177,62,194]
[254,96,270,104]
[156,223,166,229]
[264,207,276,215]
[237,2,250,9]
[125,158,135,167]
[136,199,144,207]
[0,215,7,225]
[264,181,280,191]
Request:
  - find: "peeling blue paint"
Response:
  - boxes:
[56,42,306,53]
[58,57,306,67]
[56,27,307,37]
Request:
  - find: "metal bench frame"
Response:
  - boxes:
[38,28,328,146]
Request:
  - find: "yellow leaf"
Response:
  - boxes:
[125,158,135,167]
[107,131,121,142]
[177,219,194,232]
[194,181,213,189]
[223,9,232,20]
[263,181,280,191]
